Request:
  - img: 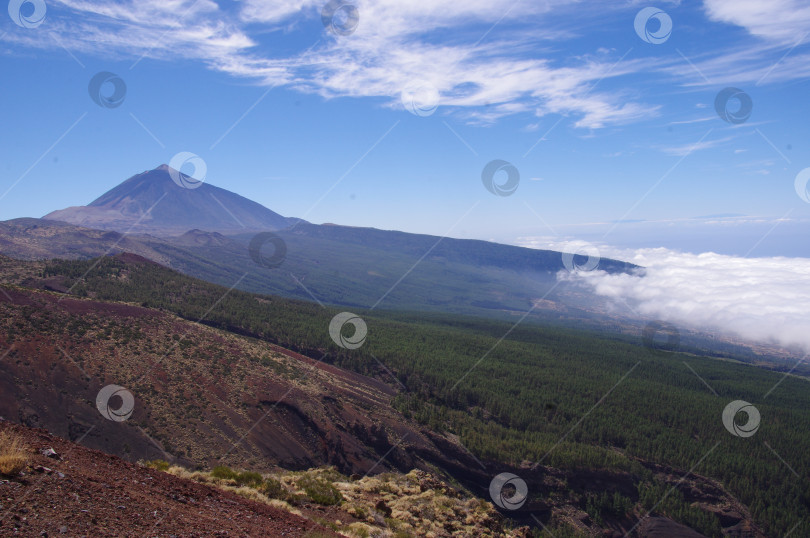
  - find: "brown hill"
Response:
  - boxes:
[0,285,475,477]
[0,420,340,537]
[0,218,177,263]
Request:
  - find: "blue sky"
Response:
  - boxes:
[1,0,810,256]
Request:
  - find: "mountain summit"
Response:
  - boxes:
[44,165,296,235]
[27,163,639,317]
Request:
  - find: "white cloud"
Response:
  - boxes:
[54,0,220,25]
[703,0,810,42]
[655,0,810,88]
[658,135,734,156]
[3,0,661,128]
[669,116,716,125]
[5,0,808,126]
[241,1,660,128]
[661,40,810,87]
[29,0,257,65]
[240,0,318,24]
[562,246,810,352]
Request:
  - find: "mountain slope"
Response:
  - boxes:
[1,255,776,537]
[0,282,485,477]
[0,421,340,537]
[288,221,631,274]
[0,215,640,321]
[30,164,642,316]
[0,218,183,264]
[44,165,296,234]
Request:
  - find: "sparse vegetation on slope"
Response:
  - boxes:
[2,255,805,535]
[149,462,531,537]
[0,421,340,537]
[0,431,28,476]
[29,254,809,536]
[0,283,448,478]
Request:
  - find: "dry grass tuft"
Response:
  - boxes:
[0,431,29,476]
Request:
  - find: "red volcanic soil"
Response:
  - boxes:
[0,285,482,480]
[0,420,340,537]
[0,286,152,318]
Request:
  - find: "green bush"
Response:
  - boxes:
[317,467,348,483]
[258,477,287,499]
[299,475,343,506]
[286,493,310,506]
[211,465,239,481]
[236,471,264,487]
[144,459,170,471]
[210,466,266,488]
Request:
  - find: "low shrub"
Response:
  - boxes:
[0,432,28,476]
[211,465,239,481]
[299,475,343,506]
[144,459,170,471]
[258,477,286,499]
[236,471,264,487]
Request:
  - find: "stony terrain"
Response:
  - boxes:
[0,420,340,537]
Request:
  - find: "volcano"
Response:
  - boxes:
[44,164,297,235]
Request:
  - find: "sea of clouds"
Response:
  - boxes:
[524,240,810,354]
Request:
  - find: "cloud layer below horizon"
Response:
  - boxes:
[519,238,810,354]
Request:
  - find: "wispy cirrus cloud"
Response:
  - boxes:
[663,42,810,87]
[3,0,808,127]
[703,0,810,43]
[660,0,810,87]
[14,0,256,63]
[658,135,735,156]
[0,0,661,128]
[668,116,716,125]
[54,0,220,25]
